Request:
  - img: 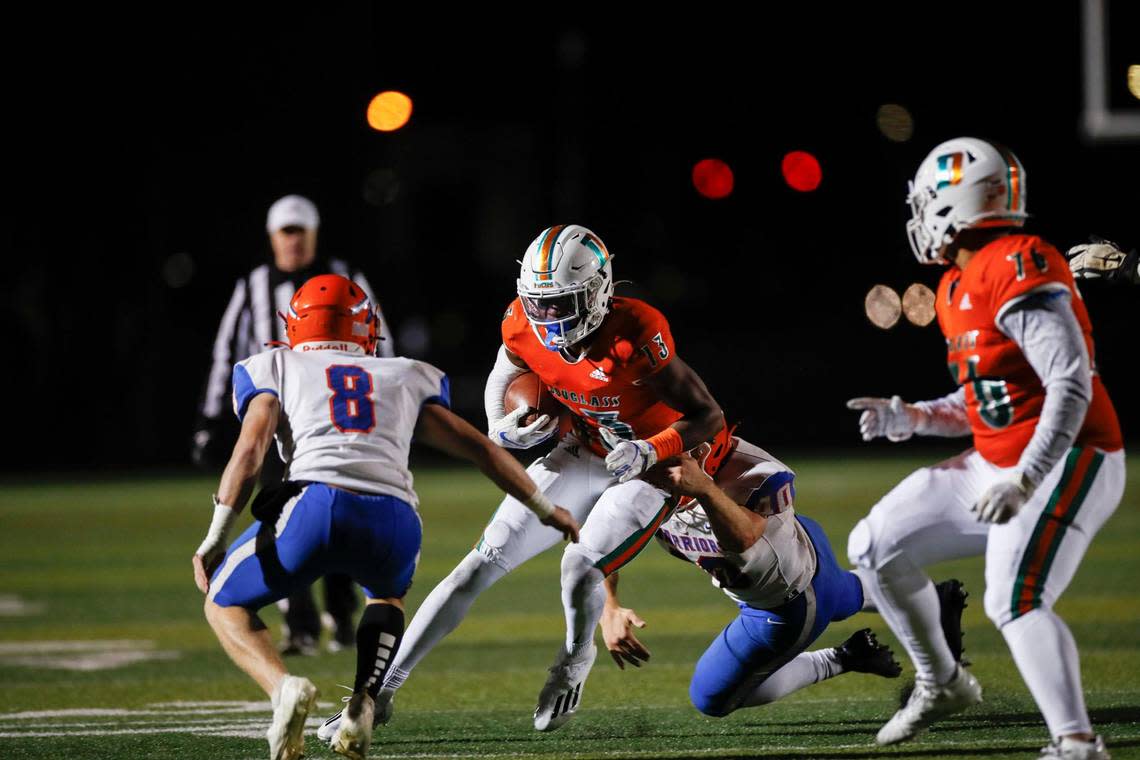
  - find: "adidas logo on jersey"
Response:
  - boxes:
[959,292,973,310]
[589,368,610,382]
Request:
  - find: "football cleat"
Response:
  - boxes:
[906,137,1028,264]
[1039,735,1111,760]
[835,628,902,678]
[533,642,597,732]
[318,687,394,745]
[279,633,319,658]
[267,675,317,760]
[330,691,375,760]
[935,578,970,666]
[876,664,982,745]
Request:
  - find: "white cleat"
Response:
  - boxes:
[1040,735,1111,760]
[875,665,982,745]
[330,691,375,760]
[267,675,318,760]
[533,642,596,732]
[318,687,394,745]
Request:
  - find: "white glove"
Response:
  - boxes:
[846,396,922,442]
[488,407,558,449]
[971,475,1032,524]
[600,428,657,483]
[1066,241,1136,281]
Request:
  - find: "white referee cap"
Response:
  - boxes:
[266,195,320,233]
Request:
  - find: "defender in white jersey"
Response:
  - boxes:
[601,434,907,716]
[192,275,578,760]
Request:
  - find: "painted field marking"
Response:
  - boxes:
[0,639,180,671]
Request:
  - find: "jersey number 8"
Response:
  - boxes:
[326,365,376,433]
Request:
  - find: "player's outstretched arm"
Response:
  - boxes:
[415,403,579,542]
[605,357,724,483]
[845,389,970,442]
[600,571,650,670]
[1067,238,1140,284]
[648,453,765,553]
[193,393,280,593]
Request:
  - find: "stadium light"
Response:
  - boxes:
[902,283,936,326]
[864,285,901,329]
[781,151,822,192]
[367,91,413,132]
[691,158,734,199]
[876,104,914,142]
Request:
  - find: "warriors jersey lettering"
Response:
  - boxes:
[233,347,450,504]
[936,235,1122,467]
[655,439,816,609]
[502,296,683,457]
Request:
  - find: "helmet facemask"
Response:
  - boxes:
[518,270,608,351]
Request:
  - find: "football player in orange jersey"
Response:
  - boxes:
[846,138,1125,760]
[318,224,725,739]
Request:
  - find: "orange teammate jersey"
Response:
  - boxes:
[502,296,683,457]
[935,234,1122,467]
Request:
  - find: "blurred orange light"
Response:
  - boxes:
[367,91,413,132]
[692,158,734,200]
[781,151,822,192]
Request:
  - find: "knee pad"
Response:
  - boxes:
[476,519,524,571]
[846,517,878,569]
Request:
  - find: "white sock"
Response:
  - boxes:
[383,552,505,688]
[561,546,604,655]
[871,554,957,684]
[741,649,844,707]
[1002,608,1092,738]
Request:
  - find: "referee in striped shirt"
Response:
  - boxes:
[193,194,394,655]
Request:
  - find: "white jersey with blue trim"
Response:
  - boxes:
[655,438,817,609]
[232,344,449,506]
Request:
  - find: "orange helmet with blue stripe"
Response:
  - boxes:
[285,274,380,355]
[516,224,614,351]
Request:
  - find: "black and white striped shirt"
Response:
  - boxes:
[197,258,394,425]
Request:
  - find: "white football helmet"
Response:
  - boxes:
[906,137,1028,264]
[517,224,614,350]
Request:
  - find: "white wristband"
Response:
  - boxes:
[522,487,556,520]
[196,497,238,557]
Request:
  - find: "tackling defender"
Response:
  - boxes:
[192,274,577,760]
[601,433,909,716]
[319,224,724,739]
[846,138,1124,759]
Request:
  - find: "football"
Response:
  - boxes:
[504,371,562,426]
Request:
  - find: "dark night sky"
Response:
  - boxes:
[2,4,1137,471]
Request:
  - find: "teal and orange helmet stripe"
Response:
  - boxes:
[994,145,1024,212]
[1010,446,1104,618]
[581,233,609,268]
[535,224,566,281]
[594,500,674,576]
[935,152,964,190]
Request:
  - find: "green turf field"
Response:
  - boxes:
[1,454,1137,759]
